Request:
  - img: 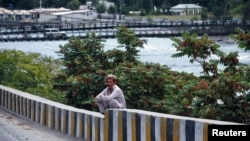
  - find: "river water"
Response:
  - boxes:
[0,37,249,76]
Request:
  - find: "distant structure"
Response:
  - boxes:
[79,1,94,10]
[0,6,98,23]
[0,7,32,22]
[0,0,119,23]
[170,4,202,15]
[51,10,98,23]
[98,0,116,19]
[39,0,42,9]
[30,7,71,23]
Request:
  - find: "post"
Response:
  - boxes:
[119,0,124,20]
[119,0,121,20]
[39,0,42,9]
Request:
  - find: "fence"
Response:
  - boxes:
[0,85,241,141]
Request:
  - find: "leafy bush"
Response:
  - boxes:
[0,50,65,103]
[170,31,250,122]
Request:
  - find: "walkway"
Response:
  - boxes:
[0,108,82,141]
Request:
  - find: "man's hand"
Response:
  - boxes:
[94,94,103,102]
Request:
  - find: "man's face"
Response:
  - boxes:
[106,79,115,88]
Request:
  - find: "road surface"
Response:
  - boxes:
[0,108,82,141]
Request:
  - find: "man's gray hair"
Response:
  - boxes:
[105,74,117,82]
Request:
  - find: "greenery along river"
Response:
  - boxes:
[0,29,250,124]
[0,37,249,76]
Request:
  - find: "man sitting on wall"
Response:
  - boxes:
[94,74,126,114]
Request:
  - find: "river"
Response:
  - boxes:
[0,37,249,76]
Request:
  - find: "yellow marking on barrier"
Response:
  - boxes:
[54,108,59,130]
[104,111,109,141]
[4,91,7,108]
[11,93,15,112]
[118,111,123,141]
[95,118,99,141]
[15,95,19,114]
[30,100,34,121]
[87,115,91,141]
[27,99,30,119]
[203,123,208,141]
[131,113,136,141]
[20,97,23,115]
[50,106,55,129]
[78,113,83,138]
[23,98,26,117]
[61,110,67,133]
[161,118,167,141]
[146,115,151,141]
[173,119,180,141]
[8,93,11,110]
[46,105,49,127]
[70,111,75,136]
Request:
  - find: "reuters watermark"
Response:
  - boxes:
[208,125,250,140]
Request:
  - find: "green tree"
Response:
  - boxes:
[201,8,208,20]
[54,26,199,115]
[54,27,147,109]
[230,27,250,51]
[55,33,107,109]
[66,0,81,10]
[115,25,146,63]
[142,0,153,14]
[170,31,250,122]
[96,2,107,14]
[108,5,116,14]
[0,49,65,102]
[242,1,250,20]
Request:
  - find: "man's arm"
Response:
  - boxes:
[101,89,122,102]
[95,91,104,102]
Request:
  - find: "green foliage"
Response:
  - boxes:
[171,32,224,78]
[0,49,65,103]
[170,30,250,123]
[116,25,147,64]
[66,0,81,10]
[201,8,208,20]
[55,33,107,109]
[242,1,250,20]
[230,27,250,51]
[108,5,116,14]
[54,27,149,110]
[112,63,175,111]
[96,2,107,14]
[54,27,197,113]
[1,25,249,123]
[53,26,249,123]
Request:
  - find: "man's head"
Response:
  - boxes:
[105,74,117,88]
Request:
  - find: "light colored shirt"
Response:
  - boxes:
[95,85,126,108]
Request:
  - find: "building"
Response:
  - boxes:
[29,7,70,23]
[0,7,31,22]
[0,7,72,23]
[169,4,202,16]
[51,9,98,23]
[98,0,116,19]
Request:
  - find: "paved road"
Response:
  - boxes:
[0,131,16,141]
[0,108,82,141]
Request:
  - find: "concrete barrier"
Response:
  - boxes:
[0,85,104,141]
[0,85,241,141]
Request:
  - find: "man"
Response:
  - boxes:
[95,74,126,114]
